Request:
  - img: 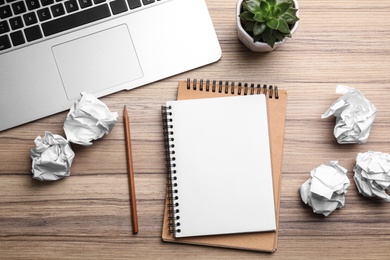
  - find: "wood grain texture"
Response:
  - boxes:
[1,0,390,258]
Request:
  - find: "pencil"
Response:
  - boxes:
[123,105,139,234]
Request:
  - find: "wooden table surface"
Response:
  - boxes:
[1,0,390,259]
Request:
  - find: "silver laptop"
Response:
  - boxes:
[0,0,221,131]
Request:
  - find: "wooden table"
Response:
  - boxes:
[1,0,390,258]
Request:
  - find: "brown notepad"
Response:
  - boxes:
[161,79,287,252]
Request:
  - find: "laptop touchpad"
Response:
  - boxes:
[52,24,143,100]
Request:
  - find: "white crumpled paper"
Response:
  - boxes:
[64,92,118,146]
[353,151,390,201]
[299,161,350,216]
[30,131,75,181]
[321,85,376,144]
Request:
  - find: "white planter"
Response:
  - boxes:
[236,0,299,52]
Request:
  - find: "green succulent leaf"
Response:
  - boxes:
[244,0,261,14]
[280,0,293,5]
[277,18,290,33]
[268,0,276,6]
[273,7,281,16]
[281,12,299,24]
[265,36,276,48]
[287,7,298,16]
[276,2,291,14]
[253,22,266,36]
[240,11,255,21]
[260,0,270,14]
[266,18,279,30]
[253,34,262,43]
[273,30,285,41]
[244,21,255,32]
[261,27,273,41]
[253,12,265,22]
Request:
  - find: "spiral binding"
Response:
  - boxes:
[186,78,279,99]
[161,105,181,235]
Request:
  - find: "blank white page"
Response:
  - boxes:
[165,94,276,238]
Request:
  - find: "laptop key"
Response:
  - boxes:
[142,0,154,5]
[93,0,105,4]
[78,0,92,8]
[110,0,127,15]
[40,0,54,6]
[64,0,78,12]
[0,35,11,51]
[51,3,65,17]
[42,3,111,36]
[26,0,41,10]
[10,30,25,46]
[24,25,43,41]
[12,1,27,14]
[9,16,24,30]
[127,0,141,9]
[37,7,51,21]
[23,12,38,25]
[0,20,10,34]
[0,5,12,19]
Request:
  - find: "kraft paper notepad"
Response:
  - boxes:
[162,79,287,252]
[161,93,276,238]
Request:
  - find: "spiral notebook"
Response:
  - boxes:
[162,92,276,238]
[162,79,287,251]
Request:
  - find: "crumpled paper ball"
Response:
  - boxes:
[299,161,350,216]
[64,92,118,146]
[321,85,376,144]
[30,131,75,181]
[353,151,390,201]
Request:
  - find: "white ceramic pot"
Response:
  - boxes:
[236,0,299,52]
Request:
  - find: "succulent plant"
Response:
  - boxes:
[239,0,299,48]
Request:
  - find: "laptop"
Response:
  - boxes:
[0,0,221,131]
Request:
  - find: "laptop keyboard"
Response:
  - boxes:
[0,0,161,52]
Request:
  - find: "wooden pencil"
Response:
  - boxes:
[123,105,139,234]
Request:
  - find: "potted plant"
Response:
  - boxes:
[236,0,299,52]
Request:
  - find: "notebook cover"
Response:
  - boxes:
[162,79,287,252]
